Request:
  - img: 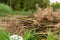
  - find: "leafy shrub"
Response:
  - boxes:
[0,3,13,13]
[0,30,10,40]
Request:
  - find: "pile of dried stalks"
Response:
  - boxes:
[3,16,39,36]
[1,4,60,36]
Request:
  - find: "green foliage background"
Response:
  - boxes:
[0,0,50,11]
[51,2,60,10]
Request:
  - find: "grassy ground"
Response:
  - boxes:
[0,10,34,17]
[0,29,60,40]
[13,11,33,16]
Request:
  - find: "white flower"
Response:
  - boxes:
[10,34,23,40]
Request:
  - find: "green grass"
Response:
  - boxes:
[23,29,37,40]
[24,29,60,40]
[0,30,10,40]
[47,29,57,40]
[13,10,33,16]
[0,29,60,40]
[0,10,34,17]
[0,28,60,40]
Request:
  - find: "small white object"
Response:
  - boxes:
[10,34,23,40]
